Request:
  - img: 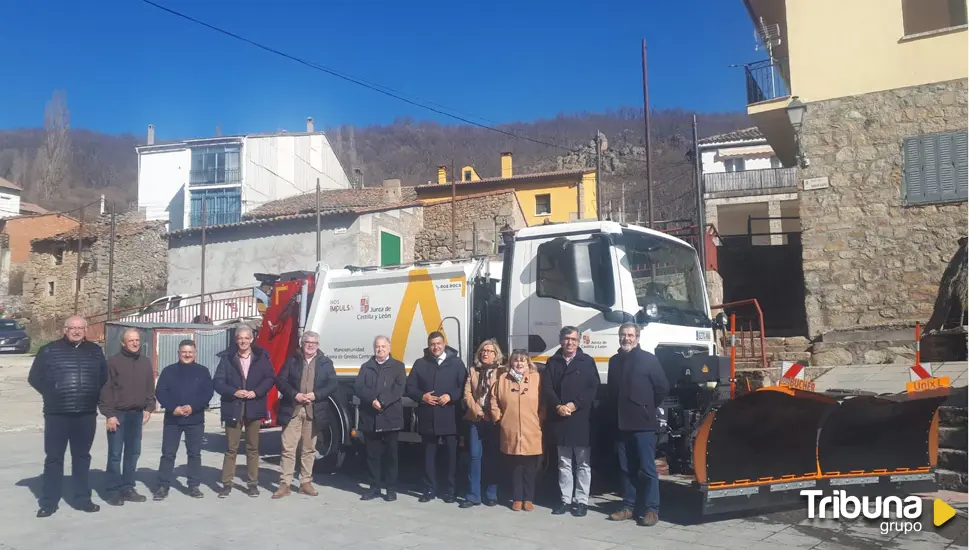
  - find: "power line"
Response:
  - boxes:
[139,0,572,152]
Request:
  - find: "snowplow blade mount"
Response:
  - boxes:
[817,389,949,476]
[695,388,837,486]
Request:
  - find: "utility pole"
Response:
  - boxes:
[73,204,84,315]
[200,200,207,320]
[106,204,116,322]
[595,132,603,221]
[451,159,457,257]
[692,114,707,286]
[642,39,654,229]
[621,182,626,223]
[315,179,321,263]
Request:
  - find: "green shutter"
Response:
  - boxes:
[903,130,969,205]
[380,231,401,266]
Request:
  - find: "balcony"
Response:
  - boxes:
[704,167,796,197]
[744,57,791,105]
[189,168,241,187]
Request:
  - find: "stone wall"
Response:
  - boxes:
[798,78,968,337]
[357,207,423,266]
[26,220,168,329]
[416,192,526,261]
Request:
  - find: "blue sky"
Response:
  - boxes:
[0,0,757,141]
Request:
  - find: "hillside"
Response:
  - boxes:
[0,105,749,221]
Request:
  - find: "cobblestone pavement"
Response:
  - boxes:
[0,354,966,550]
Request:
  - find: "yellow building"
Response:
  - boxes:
[414,152,598,226]
[740,0,968,337]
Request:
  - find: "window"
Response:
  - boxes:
[190,145,241,186]
[47,281,55,296]
[903,130,968,205]
[190,188,242,227]
[724,158,746,172]
[536,235,614,308]
[535,194,552,216]
[770,156,783,169]
[53,246,64,265]
[902,0,967,36]
[463,170,473,182]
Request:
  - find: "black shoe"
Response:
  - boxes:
[572,504,588,517]
[122,489,147,503]
[36,507,56,518]
[105,493,125,507]
[552,502,569,515]
[217,485,232,499]
[360,487,381,501]
[246,485,259,498]
[77,501,100,513]
[484,498,498,507]
[383,490,397,502]
[459,499,479,509]
[418,492,435,503]
[153,487,169,501]
[442,494,457,504]
[188,486,204,499]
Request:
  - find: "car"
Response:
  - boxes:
[0,319,30,353]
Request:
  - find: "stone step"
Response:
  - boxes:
[937,469,969,493]
[767,351,814,363]
[940,427,968,451]
[939,448,968,473]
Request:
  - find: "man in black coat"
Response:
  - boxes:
[405,331,467,503]
[212,326,276,498]
[542,326,600,518]
[606,322,670,527]
[353,335,406,502]
[28,315,108,518]
[273,330,338,499]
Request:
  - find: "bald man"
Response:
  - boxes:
[28,315,109,518]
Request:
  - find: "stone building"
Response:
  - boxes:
[26,217,168,328]
[415,190,527,261]
[166,180,422,295]
[741,0,967,338]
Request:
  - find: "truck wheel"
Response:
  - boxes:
[313,403,347,474]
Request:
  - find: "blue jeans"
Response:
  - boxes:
[157,423,204,490]
[616,430,660,516]
[106,411,144,493]
[465,421,499,503]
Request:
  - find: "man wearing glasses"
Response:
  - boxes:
[273,331,338,498]
[29,316,108,518]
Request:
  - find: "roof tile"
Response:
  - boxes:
[698,127,764,146]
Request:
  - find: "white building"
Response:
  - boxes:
[700,127,799,246]
[135,118,352,231]
[0,177,23,219]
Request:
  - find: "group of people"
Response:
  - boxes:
[29,315,670,528]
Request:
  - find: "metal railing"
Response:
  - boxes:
[704,167,797,195]
[744,57,791,104]
[85,287,262,342]
[189,168,241,186]
[711,299,767,372]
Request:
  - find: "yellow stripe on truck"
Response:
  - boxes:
[389,268,447,361]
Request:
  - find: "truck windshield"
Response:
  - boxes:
[619,230,709,326]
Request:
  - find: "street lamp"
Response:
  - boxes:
[787,97,807,130]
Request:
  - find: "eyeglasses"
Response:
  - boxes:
[481,349,496,354]
[65,326,86,331]
[304,341,319,346]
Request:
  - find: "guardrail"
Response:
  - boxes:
[745,57,791,104]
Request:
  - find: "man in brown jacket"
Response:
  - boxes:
[99,328,156,506]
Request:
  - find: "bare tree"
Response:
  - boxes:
[40,90,72,199]
[10,149,29,188]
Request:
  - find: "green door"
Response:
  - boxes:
[380,231,401,266]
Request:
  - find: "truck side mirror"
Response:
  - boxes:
[713,312,728,330]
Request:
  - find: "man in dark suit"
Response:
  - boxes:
[405,331,467,503]
[607,322,669,527]
[542,326,600,517]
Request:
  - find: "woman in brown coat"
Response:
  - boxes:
[489,349,544,511]
[461,339,503,508]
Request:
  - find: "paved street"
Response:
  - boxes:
[0,354,966,550]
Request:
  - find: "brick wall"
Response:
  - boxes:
[415,191,526,261]
[798,78,968,336]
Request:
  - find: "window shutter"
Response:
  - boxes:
[903,136,924,203]
[954,131,969,200]
[922,135,941,202]
[939,132,957,201]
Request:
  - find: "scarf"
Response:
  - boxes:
[477,364,497,408]
[509,368,525,384]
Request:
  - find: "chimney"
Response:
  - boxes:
[147,124,155,145]
[437,165,447,185]
[501,152,513,178]
[306,117,314,133]
[383,179,402,203]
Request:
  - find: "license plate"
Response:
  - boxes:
[0,346,17,351]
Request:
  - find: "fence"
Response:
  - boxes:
[744,57,791,104]
[704,167,797,195]
[711,298,767,372]
[86,287,261,343]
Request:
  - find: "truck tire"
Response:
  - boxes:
[313,398,348,474]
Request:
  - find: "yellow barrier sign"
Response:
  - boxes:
[906,376,950,394]
[780,377,816,393]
